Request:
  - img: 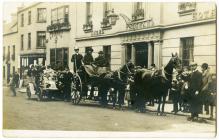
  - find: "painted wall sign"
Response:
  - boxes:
[192,9,216,21]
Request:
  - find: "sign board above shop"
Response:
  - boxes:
[122,31,162,43]
[126,18,155,31]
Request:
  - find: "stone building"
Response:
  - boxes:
[3,2,217,77]
[45,3,76,70]
[3,13,19,83]
[17,2,49,76]
[75,2,216,72]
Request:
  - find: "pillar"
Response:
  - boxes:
[148,42,153,68]
[131,44,135,65]
[154,41,162,69]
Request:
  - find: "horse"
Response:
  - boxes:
[76,62,135,108]
[133,53,182,115]
[96,61,135,108]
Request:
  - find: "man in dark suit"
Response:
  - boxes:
[62,66,73,102]
[83,47,94,65]
[94,51,109,67]
[187,62,203,121]
[71,48,83,73]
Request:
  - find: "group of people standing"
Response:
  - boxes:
[169,62,216,120]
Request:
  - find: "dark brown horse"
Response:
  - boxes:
[133,53,181,115]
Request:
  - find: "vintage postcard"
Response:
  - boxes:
[2,0,217,138]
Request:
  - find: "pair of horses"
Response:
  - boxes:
[79,53,182,115]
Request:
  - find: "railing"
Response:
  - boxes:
[178,2,196,15]
[47,22,71,33]
[132,9,144,21]
[101,17,112,30]
[83,21,93,33]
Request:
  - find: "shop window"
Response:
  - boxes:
[36,31,46,48]
[37,8,47,23]
[180,37,194,67]
[50,48,69,69]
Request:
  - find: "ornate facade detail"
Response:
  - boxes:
[83,21,93,33]
[47,22,71,33]
[132,9,144,21]
[178,2,196,15]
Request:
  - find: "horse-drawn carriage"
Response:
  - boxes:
[70,63,135,108]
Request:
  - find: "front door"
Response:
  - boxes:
[135,42,148,68]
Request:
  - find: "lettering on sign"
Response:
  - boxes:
[192,9,216,21]
[91,29,104,37]
[127,18,155,31]
[122,31,161,43]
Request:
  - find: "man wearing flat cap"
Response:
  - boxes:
[94,51,109,67]
[83,47,94,65]
[71,47,83,73]
[187,62,203,121]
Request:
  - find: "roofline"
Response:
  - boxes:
[17,2,42,14]
[3,31,18,36]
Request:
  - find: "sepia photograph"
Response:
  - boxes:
[2,0,217,138]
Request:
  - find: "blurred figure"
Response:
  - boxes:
[200,63,212,115]
[62,66,73,102]
[9,74,16,96]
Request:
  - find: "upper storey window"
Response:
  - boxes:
[132,2,144,21]
[37,8,47,23]
[178,2,196,16]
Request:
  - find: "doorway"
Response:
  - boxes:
[134,42,148,68]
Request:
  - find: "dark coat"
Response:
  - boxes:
[83,53,94,65]
[71,53,83,71]
[94,56,108,67]
[62,71,73,87]
[188,69,203,114]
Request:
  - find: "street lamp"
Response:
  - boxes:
[106,9,134,30]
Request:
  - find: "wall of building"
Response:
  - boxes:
[45,3,76,70]
[162,22,216,73]
[18,3,49,54]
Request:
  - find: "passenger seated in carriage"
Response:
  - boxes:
[94,51,110,74]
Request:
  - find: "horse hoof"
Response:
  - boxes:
[160,113,166,116]
[157,113,160,116]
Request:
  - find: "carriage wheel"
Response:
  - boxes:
[71,74,82,104]
[26,87,31,99]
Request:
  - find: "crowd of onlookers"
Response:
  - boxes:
[168,62,216,120]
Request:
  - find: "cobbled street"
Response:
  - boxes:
[3,86,216,136]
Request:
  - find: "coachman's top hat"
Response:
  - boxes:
[98,51,104,54]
